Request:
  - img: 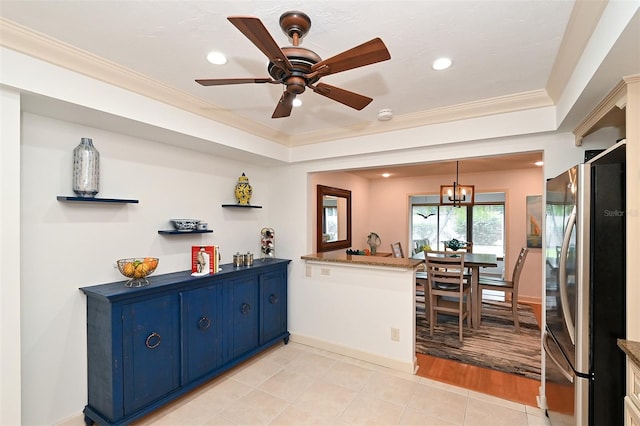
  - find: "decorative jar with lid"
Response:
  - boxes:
[234,173,253,205]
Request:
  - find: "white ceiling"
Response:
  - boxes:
[0,1,576,139]
[1,1,638,176]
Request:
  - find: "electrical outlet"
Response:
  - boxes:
[305,265,312,277]
[391,328,400,341]
[321,268,330,276]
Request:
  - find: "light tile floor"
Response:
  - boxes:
[128,342,551,426]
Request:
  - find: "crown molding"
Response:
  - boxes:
[288,89,554,146]
[572,75,639,146]
[0,18,290,144]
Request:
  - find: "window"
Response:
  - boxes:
[411,192,505,276]
[322,205,338,242]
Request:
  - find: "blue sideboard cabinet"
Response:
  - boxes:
[80,258,290,426]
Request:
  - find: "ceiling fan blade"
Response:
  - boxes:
[312,83,373,110]
[311,38,390,76]
[272,92,295,118]
[228,16,293,71]
[195,78,275,86]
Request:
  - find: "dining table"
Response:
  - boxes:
[411,251,498,329]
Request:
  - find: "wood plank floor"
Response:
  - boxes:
[415,302,542,407]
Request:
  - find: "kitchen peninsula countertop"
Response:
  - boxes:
[301,252,423,269]
[618,339,640,368]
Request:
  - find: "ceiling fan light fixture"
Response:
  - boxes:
[292,98,302,107]
[206,51,227,65]
[432,57,452,71]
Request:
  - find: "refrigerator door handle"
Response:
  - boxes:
[559,206,576,345]
[543,331,574,383]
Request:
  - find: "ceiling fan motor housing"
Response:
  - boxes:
[267,46,322,92]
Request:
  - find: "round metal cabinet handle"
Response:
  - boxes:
[269,294,279,304]
[240,303,251,315]
[145,332,161,349]
[198,316,211,330]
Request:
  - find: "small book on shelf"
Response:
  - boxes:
[191,245,219,276]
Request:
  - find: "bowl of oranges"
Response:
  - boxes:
[117,257,159,287]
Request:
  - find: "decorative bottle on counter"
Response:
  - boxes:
[72,137,100,197]
[234,172,253,205]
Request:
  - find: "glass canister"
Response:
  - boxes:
[73,137,100,197]
[233,252,245,267]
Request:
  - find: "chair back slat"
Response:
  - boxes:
[511,247,529,285]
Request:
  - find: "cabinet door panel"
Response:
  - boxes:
[122,295,180,414]
[230,277,259,358]
[182,285,223,383]
[260,269,287,344]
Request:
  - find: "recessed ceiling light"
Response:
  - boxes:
[432,57,452,71]
[206,51,227,65]
[292,98,302,107]
[382,173,391,178]
[534,161,544,167]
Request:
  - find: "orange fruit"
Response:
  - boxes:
[143,257,158,270]
[134,263,149,278]
[122,262,135,277]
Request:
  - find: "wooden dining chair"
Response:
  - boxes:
[390,242,404,258]
[415,247,429,311]
[425,251,471,342]
[477,247,529,331]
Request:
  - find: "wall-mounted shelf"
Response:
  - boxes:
[221,204,262,209]
[57,196,139,204]
[158,230,213,235]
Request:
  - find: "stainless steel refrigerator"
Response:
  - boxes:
[544,141,626,425]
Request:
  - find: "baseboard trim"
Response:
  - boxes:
[289,333,417,375]
[518,295,542,305]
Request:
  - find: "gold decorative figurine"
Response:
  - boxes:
[234,173,253,205]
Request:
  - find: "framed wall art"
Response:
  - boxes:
[526,195,542,248]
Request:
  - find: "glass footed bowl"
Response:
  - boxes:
[117,258,159,287]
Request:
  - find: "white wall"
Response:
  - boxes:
[19,112,275,425]
[0,87,22,426]
[295,262,417,373]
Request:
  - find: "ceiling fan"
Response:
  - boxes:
[195,11,391,118]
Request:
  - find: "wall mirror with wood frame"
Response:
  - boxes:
[316,185,352,252]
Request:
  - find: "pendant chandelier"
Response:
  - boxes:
[440,161,475,207]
